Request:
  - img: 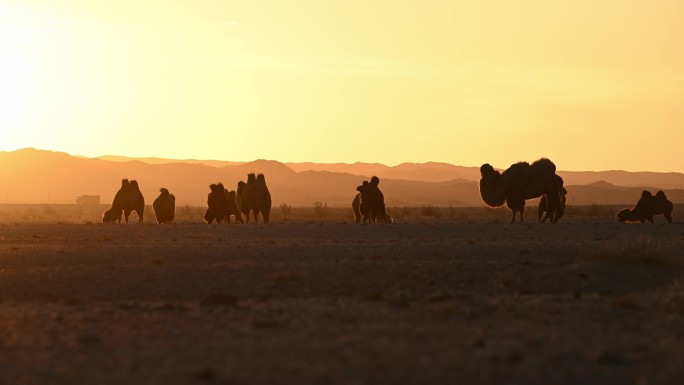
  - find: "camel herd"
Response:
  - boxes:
[102,173,272,225]
[478,158,674,224]
[101,159,675,224]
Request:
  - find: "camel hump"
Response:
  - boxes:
[121,179,130,187]
[129,180,140,190]
[641,190,652,199]
[531,158,556,175]
[217,182,225,190]
[256,173,266,184]
[160,188,169,194]
[656,190,667,199]
[370,176,380,185]
[247,173,256,183]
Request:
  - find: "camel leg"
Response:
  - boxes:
[665,212,673,223]
[519,205,525,223]
[541,212,550,223]
[124,210,131,223]
[510,208,517,224]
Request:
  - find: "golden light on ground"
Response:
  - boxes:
[1,1,683,172]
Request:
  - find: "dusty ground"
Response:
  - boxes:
[0,216,683,385]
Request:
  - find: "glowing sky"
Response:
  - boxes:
[1,0,683,171]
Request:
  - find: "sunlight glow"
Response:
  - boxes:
[1,0,683,172]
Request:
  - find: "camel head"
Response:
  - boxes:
[159,188,169,195]
[356,181,369,193]
[616,208,637,223]
[370,176,380,186]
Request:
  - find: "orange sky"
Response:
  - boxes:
[1,0,683,172]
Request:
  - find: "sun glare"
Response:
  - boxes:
[0,1,683,172]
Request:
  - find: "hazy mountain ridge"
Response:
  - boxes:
[94,154,684,188]
[1,148,683,207]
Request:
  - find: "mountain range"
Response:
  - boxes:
[1,148,683,207]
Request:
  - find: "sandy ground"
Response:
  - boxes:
[1,219,683,385]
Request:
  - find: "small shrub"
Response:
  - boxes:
[421,206,442,219]
[313,201,328,218]
[279,203,292,216]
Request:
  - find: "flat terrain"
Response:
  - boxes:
[1,219,683,385]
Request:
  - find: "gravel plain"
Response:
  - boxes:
[0,219,683,385]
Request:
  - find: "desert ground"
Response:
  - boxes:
[0,205,683,385]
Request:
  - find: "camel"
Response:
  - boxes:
[236,180,250,223]
[237,174,272,224]
[479,158,564,223]
[253,174,272,224]
[104,179,144,223]
[356,176,390,224]
[224,189,243,224]
[124,180,145,223]
[617,190,673,223]
[205,183,229,224]
[153,188,175,224]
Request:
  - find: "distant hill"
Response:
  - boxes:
[90,154,684,189]
[97,155,246,168]
[565,181,684,206]
[1,148,683,207]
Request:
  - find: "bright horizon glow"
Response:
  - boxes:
[1,0,683,172]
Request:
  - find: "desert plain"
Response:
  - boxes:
[0,206,683,385]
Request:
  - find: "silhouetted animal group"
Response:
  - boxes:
[206,173,272,224]
[352,176,392,224]
[102,173,272,225]
[102,160,675,225]
[480,158,674,224]
[102,179,147,224]
[616,190,673,223]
